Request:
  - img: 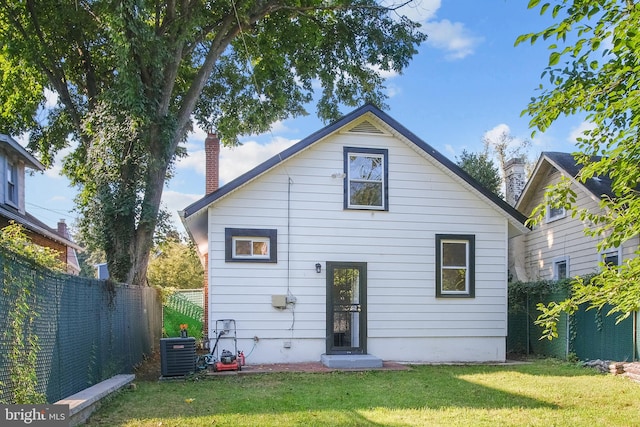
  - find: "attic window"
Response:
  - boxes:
[225,228,277,263]
[6,160,17,206]
[343,147,388,210]
[546,204,566,222]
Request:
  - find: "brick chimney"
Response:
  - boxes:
[205,132,220,194]
[57,219,68,238]
[504,157,526,207]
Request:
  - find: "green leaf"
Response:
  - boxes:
[528,0,542,9]
[540,3,550,15]
[549,51,561,66]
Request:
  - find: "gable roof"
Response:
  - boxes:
[181,104,528,253]
[0,205,82,251]
[0,134,44,171]
[516,151,614,212]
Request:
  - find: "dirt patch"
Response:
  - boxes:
[133,351,162,381]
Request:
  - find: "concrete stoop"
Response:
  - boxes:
[321,354,383,369]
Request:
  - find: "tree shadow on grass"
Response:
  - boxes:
[86,364,592,426]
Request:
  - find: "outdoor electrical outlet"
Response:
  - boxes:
[286,295,297,304]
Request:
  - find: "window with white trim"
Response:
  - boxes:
[553,256,569,280]
[546,202,566,222]
[6,160,17,206]
[344,147,388,210]
[225,228,277,263]
[436,234,475,298]
[601,247,621,267]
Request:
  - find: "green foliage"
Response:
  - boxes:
[147,238,203,290]
[0,1,427,286]
[0,222,57,404]
[508,277,572,314]
[518,0,640,336]
[456,149,503,198]
[0,222,65,272]
[163,306,203,342]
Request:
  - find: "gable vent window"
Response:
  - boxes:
[343,147,388,211]
[348,121,384,134]
[225,228,277,263]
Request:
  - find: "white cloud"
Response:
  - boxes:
[382,0,482,60]
[482,123,531,168]
[444,144,455,156]
[423,19,483,60]
[176,136,299,185]
[161,190,202,232]
[568,121,595,144]
[44,88,58,108]
[384,0,441,23]
[483,123,512,144]
[220,138,298,184]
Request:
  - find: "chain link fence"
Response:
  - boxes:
[508,285,637,361]
[0,249,162,403]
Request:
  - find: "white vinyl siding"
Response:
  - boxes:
[206,128,510,363]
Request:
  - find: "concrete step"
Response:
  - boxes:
[55,374,135,426]
[321,354,383,369]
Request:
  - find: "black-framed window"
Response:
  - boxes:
[343,147,388,210]
[225,228,277,263]
[435,234,475,298]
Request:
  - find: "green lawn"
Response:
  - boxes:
[86,359,639,427]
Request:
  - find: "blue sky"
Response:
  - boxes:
[24,0,586,234]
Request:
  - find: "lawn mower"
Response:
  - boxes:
[199,319,245,372]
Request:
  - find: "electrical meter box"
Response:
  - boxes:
[271,295,287,308]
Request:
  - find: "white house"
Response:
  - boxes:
[509,151,639,282]
[181,105,528,366]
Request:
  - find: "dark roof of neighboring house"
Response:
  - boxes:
[543,152,614,199]
[0,204,82,251]
[182,104,528,225]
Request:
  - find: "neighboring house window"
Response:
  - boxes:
[553,256,569,280]
[601,247,621,267]
[6,160,17,206]
[225,228,277,263]
[546,202,566,222]
[344,147,388,210]
[435,234,475,298]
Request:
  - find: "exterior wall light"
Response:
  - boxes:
[315,263,322,273]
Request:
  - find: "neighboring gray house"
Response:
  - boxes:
[509,151,638,282]
[181,105,528,366]
[0,134,80,274]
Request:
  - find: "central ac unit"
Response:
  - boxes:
[160,337,196,377]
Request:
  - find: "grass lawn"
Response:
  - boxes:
[85,359,639,427]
